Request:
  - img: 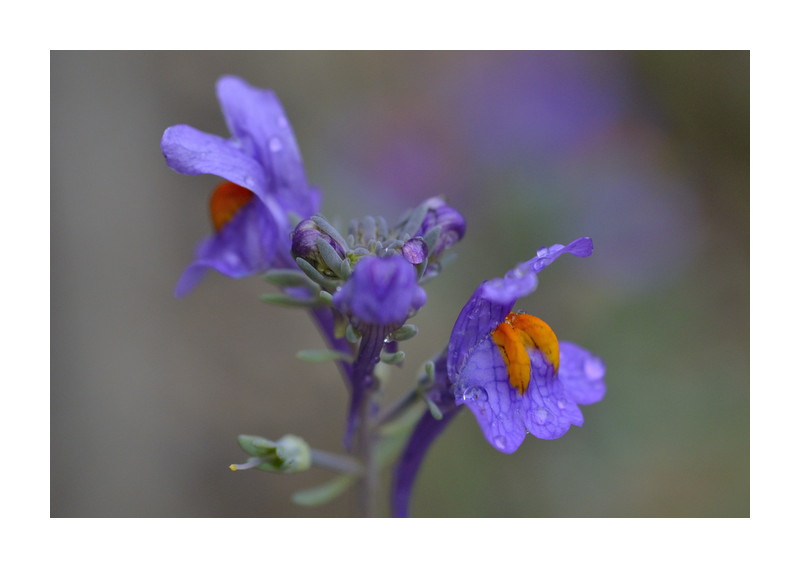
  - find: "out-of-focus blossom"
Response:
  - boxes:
[333,255,426,328]
[161,75,321,296]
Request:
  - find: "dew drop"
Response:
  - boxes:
[534,407,549,424]
[494,436,507,450]
[584,356,605,380]
[277,116,289,128]
[462,386,488,402]
[557,398,567,409]
[269,137,283,152]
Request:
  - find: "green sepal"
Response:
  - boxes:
[345,324,361,344]
[292,475,357,507]
[263,269,319,291]
[390,324,418,341]
[260,293,321,308]
[316,237,347,279]
[296,349,353,364]
[310,215,349,252]
[295,257,341,292]
[422,225,441,255]
[423,395,444,420]
[237,435,275,458]
[236,434,311,473]
[380,350,405,365]
[400,201,428,238]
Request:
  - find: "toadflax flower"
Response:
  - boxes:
[448,237,605,453]
[161,75,321,296]
[391,237,605,516]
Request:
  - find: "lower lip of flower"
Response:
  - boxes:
[210,181,255,232]
[491,312,560,395]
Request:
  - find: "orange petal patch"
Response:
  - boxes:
[491,312,560,395]
[209,181,255,232]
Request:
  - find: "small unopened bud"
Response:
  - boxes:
[291,218,347,277]
[233,434,312,473]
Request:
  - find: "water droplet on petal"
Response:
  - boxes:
[494,436,507,450]
[277,116,289,128]
[584,356,605,380]
[534,407,549,424]
[269,137,283,152]
[462,386,488,402]
[557,398,567,409]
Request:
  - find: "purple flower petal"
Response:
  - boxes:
[161,124,268,199]
[216,76,319,220]
[558,341,607,405]
[333,256,426,326]
[174,198,277,297]
[522,236,594,274]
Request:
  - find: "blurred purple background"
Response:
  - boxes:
[51,51,748,517]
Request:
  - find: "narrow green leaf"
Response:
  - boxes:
[292,475,357,507]
[296,349,353,364]
[260,294,320,308]
[263,269,317,289]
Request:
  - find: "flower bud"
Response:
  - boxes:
[333,255,426,326]
[418,197,466,258]
[231,434,312,473]
[291,218,347,277]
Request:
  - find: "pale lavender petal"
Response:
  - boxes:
[520,350,584,440]
[452,339,528,454]
[161,124,268,198]
[174,199,277,297]
[558,341,607,405]
[216,76,311,202]
[522,237,594,274]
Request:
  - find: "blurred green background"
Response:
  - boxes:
[51,51,748,517]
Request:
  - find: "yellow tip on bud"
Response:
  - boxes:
[229,464,238,471]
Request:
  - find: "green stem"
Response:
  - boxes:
[310,449,363,475]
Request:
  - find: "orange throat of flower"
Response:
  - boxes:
[210,181,255,232]
[491,312,560,395]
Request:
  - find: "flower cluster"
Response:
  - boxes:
[162,76,606,517]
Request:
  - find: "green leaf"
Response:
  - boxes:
[260,293,320,308]
[292,475,357,507]
[263,269,318,290]
[296,349,353,364]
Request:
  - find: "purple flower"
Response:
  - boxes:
[448,237,605,453]
[391,237,604,516]
[161,75,321,296]
[333,255,426,327]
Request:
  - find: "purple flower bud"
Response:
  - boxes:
[418,197,466,257]
[291,218,346,275]
[401,237,428,265]
[333,255,426,326]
